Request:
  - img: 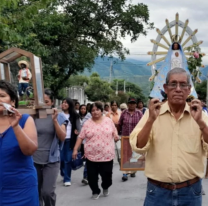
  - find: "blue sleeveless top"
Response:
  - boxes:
[0,114,38,206]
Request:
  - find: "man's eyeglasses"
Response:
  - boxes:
[167,83,190,90]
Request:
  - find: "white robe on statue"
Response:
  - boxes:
[171,50,182,70]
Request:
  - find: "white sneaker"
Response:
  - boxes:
[92,192,101,200]
[64,182,71,186]
[103,189,109,197]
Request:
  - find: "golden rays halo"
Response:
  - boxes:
[147,13,205,81]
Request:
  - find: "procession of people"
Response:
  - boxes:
[1,69,208,205]
[0,9,207,204]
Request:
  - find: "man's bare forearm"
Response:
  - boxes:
[136,119,154,148]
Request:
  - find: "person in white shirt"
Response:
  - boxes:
[60,98,81,186]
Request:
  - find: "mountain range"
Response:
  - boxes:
[81,56,208,97]
[82,57,153,96]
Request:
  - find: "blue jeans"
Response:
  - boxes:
[144,179,202,206]
[60,140,73,183]
[18,83,29,96]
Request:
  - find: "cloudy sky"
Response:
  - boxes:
[122,0,208,65]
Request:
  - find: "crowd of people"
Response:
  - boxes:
[1,67,208,206]
[0,78,147,205]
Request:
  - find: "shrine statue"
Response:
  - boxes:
[17,60,32,99]
[150,42,197,100]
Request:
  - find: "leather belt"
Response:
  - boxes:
[148,177,200,190]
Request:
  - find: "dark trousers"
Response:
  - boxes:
[86,159,113,195]
[83,163,87,179]
[34,162,59,206]
[18,82,29,96]
[144,179,202,206]
[60,139,73,182]
[81,144,87,179]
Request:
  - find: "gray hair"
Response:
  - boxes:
[166,67,190,84]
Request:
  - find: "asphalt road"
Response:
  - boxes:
[56,163,208,206]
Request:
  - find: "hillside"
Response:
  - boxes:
[81,57,208,97]
[200,66,208,80]
[82,57,152,97]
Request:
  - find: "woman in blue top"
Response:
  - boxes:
[0,80,38,206]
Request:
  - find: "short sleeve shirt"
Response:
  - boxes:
[78,117,117,162]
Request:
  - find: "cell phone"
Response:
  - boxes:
[1,103,15,116]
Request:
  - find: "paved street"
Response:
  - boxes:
[56,162,208,206]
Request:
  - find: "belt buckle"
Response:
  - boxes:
[170,182,176,190]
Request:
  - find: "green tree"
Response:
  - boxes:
[68,75,89,87]
[195,81,207,101]
[109,91,129,105]
[1,0,153,97]
[85,73,113,102]
[111,79,146,101]
[0,0,51,50]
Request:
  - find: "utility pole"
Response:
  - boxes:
[116,80,118,96]
[124,80,126,93]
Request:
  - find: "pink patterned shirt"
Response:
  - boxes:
[78,117,117,162]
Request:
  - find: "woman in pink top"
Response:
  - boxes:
[73,102,119,200]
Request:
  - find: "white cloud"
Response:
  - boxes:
[122,0,208,65]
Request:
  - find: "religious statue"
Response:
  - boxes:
[150,42,197,100]
[17,60,32,99]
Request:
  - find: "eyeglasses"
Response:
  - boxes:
[167,83,190,90]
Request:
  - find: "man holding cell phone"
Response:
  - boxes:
[130,67,208,206]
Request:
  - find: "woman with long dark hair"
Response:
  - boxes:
[79,104,91,126]
[79,104,91,185]
[33,89,67,206]
[60,98,81,186]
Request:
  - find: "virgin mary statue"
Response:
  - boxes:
[150,42,197,100]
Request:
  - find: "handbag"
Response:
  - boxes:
[71,151,83,170]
